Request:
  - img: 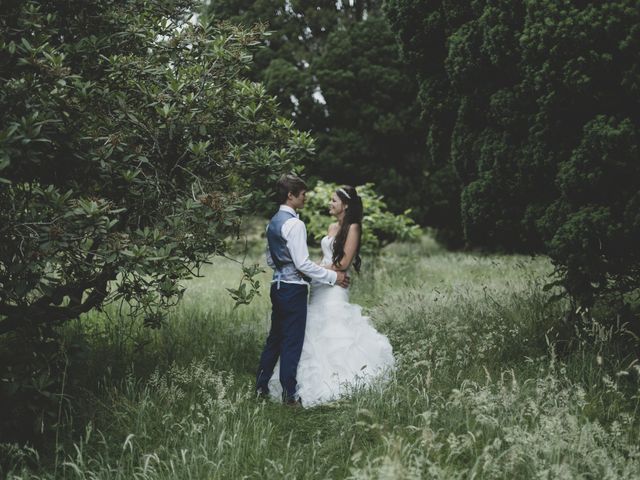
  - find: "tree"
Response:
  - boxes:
[386,0,640,311]
[206,0,365,128]
[312,17,427,220]
[0,0,313,336]
[385,0,476,246]
[207,1,430,224]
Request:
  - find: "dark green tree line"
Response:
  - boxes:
[386,0,640,310]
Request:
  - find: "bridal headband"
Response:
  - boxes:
[338,188,351,199]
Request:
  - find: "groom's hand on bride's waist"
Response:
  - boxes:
[336,271,349,288]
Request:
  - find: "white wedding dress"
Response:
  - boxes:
[268,235,395,407]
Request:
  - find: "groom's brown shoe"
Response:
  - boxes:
[284,398,303,408]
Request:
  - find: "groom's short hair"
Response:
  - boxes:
[276,174,307,204]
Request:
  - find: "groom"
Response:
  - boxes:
[256,174,349,405]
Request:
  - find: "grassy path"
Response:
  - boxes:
[6,236,640,479]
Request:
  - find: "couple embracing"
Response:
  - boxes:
[256,174,394,408]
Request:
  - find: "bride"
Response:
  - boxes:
[269,185,395,407]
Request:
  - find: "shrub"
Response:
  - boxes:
[301,181,420,255]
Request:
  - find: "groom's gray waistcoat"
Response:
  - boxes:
[267,209,307,284]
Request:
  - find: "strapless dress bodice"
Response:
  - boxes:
[319,235,335,267]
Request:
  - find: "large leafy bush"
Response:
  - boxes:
[0,0,312,335]
[0,0,311,440]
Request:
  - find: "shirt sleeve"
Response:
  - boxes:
[283,219,337,285]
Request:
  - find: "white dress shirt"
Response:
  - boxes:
[266,205,337,286]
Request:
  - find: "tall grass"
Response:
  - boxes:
[4,234,640,479]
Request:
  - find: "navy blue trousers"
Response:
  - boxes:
[256,282,308,401]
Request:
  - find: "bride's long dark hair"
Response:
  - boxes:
[332,185,363,273]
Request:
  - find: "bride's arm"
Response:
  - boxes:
[333,223,361,271]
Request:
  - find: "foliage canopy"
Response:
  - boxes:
[0,0,312,336]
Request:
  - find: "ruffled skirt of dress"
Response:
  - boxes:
[268,282,395,407]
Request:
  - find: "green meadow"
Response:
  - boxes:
[4,234,640,479]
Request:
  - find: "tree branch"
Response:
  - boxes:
[0,267,115,336]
